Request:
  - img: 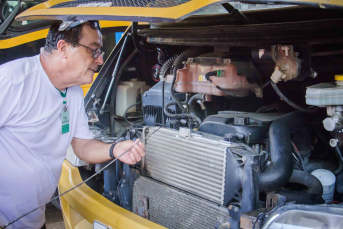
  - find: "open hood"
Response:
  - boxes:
[16,0,343,23]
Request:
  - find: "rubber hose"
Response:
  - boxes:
[278,169,324,204]
[164,102,202,124]
[271,82,318,113]
[187,93,204,115]
[159,56,177,80]
[259,112,312,192]
[124,101,142,125]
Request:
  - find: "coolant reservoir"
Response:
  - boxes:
[306,75,343,106]
[167,57,261,97]
[116,79,150,117]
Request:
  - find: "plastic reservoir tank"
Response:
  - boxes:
[306,75,343,106]
[116,79,150,117]
[166,57,260,97]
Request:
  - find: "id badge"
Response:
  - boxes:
[61,108,69,134]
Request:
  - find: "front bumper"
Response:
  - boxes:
[59,160,166,229]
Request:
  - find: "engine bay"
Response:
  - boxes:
[71,5,343,229]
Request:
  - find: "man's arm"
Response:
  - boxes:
[71,138,145,164]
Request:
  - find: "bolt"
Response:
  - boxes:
[330,139,339,147]
[123,172,126,176]
[121,184,124,188]
[91,93,96,99]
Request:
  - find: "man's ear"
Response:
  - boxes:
[56,40,69,59]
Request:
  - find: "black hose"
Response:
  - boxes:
[278,170,324,204]
[159,56,177,80]
[109,50,138,136]
[124,102,142,125]
[259,112,312,192]
[187,93,204,115]
[164,102,202,124]
[271,82,318,113]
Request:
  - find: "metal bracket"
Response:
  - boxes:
[178,127,191,138]
[135,195,149,219]
[266,194,286,212]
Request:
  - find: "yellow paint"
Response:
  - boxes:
[335,75,343,81]
[0,21,129,49]
[16,0,343,22]
[59,160,167,229]
[80,73,98,96]
[0,29,49,49]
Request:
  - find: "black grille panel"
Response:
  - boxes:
[51,0,191,8]
[143,106,176,126]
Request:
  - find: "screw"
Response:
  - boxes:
[91,94,96,99]
[121,184,124,188]
[123,172,126,176]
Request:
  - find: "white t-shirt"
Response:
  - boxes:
[0,55,94,229]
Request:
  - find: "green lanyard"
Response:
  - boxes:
[56,88,69,134]
[56,88,68,106]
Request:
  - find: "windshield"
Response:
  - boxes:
[0,0,47,28]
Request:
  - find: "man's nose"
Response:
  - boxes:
[95,53,104,65]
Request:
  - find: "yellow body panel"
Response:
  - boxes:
[16,0,225,22]
[80,74,98,96]
[0,21,129,49]
[15,0,343,22]
[59,160,167,229]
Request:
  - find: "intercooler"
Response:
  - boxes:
[141,127,241,205]
[132,176,230,229]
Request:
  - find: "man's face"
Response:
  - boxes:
[66,24,104,85]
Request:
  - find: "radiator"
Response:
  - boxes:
[132,176,230,229]
[142,127,233,205]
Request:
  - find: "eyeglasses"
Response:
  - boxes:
[65,40,104,59]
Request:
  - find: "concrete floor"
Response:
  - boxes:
[45,203,65,229]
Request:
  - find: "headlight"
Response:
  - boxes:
[262,205,343,229]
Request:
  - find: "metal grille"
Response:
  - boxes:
[143,127,229,205]
[50,0,191,8]
[133,176,230,229]
[143,106,175,125]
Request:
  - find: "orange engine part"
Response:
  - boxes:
[167,58,262,97]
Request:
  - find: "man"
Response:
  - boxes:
[0,20,145,229]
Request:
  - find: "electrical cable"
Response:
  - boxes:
[0,126,162,229]
[164,102,202,124]
[124,101,143,125]
[205,70,234,96]
[271,82,318,113]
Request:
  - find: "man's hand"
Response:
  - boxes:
[113,139,146,165]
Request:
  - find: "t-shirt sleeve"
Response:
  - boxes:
[0,75,20,127]
[73,90,94,140]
